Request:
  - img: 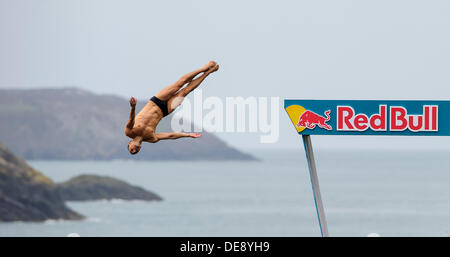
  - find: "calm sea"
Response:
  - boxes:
[1,148,450,237]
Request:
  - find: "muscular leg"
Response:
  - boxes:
[167,64,219,113]
[155,61,216,101]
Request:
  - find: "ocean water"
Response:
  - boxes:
[1,148,450,237]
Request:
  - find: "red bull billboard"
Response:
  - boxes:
[285,100,450,136]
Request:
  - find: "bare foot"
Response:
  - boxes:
[208,64,219,73]
[200,61,216,72]
[189,133,202,138]
[207,61,217,69]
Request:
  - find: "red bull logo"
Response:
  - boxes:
[297,110,332,130]
[285,102,440,134]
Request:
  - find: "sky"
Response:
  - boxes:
[1,0,450,150]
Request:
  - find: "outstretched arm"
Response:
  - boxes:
[155,132,201,141]
[126,97,137,129]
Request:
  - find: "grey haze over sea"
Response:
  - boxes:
[1,148,450,237]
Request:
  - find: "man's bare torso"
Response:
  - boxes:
[125,101,163,142]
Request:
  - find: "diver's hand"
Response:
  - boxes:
[129,97,137,107]
[189,133,202,138]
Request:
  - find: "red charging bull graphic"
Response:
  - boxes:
[297,110,332,131]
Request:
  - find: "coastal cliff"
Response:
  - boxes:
[0,142,163,222]
[0,142,83,222]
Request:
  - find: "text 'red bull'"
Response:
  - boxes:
[337,105,438,132]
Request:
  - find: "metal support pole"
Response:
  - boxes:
[302,135,329,237]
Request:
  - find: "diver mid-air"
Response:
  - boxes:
[125,61,219,155]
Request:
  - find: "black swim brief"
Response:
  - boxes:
[150,96,169,117]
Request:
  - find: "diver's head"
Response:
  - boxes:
[128,139,142,155]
